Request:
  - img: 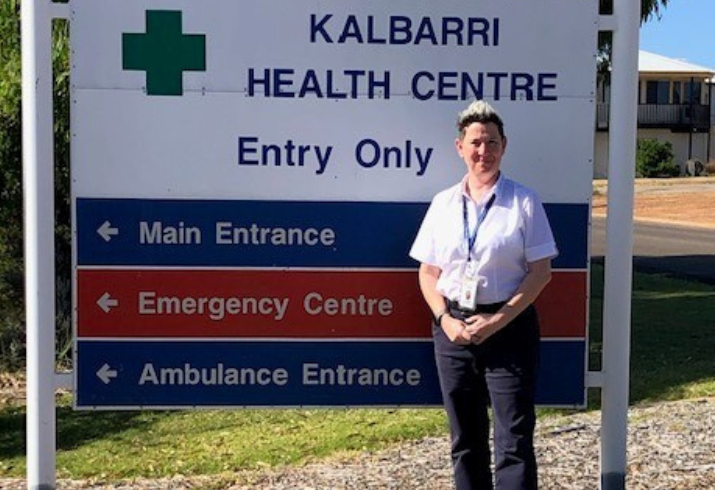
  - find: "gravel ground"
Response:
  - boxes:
[2,398,714,489]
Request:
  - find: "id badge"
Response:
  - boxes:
[459,276,478,310]
[459,261,478,310]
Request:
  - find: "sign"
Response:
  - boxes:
[71,0,597,408]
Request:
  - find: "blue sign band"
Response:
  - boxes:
[76,340,585,407]
[77,198,588,269]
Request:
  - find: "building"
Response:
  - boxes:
[594,50,715,178]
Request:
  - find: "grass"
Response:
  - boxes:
[589,264,715,403]
[1,264,714,480]
[0,402,446,479]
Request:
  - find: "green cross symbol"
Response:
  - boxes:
[122,10,206,96]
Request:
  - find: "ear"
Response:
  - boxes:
[501,136,508,152]
[454,137,463,156]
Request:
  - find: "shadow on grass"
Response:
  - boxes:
[589,261,715,405]
[0,403,172,461]
[633,254,715,286]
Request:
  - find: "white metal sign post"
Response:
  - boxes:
[20,0,638,488]
[600,0,640,488]
[21,0,57,488]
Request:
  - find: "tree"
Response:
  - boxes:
[636,139,679,178]
[0,0,25,370]
[0,0,71,369]
[597,0,672,78]
[598,0,670,21]
[641,0,671,21]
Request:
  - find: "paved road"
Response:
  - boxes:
[591,216,715,284]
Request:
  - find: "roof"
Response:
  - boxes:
[639,50,715,76]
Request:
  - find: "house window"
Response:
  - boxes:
[672,82,682,104]
[684,81,701,104]
[645,80,670,104]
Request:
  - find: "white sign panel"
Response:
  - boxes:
[71,0,598,203]
[71,0,597,408]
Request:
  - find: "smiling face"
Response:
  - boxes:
[455,121,507,187]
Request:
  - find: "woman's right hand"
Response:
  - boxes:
[441,315,472,345]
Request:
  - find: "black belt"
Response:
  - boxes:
[446,299,507,315]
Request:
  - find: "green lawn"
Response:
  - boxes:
[1,264,713,479]
[589,264,715,403]
[0,403,446,479]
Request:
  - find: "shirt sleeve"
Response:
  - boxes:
[409,199,440,266]
[523,192,559,263]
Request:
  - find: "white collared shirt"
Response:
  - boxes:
[410,174,558,304]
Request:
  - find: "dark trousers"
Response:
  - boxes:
[433,303,540,490]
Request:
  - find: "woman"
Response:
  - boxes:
[410,100,558,490]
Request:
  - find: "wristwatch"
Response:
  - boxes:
[435,307,449,327]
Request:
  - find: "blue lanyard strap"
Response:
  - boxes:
[462,193,496,262]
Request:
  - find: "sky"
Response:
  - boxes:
[640,0,715,70]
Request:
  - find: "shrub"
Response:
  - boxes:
[706,161,715,176]
[635,139,679,178]
[1,2,72,370]
[0,262,24,371]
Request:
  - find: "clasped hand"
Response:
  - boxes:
[443,314,498,345]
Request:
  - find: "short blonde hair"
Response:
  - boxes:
[457,100,505,139]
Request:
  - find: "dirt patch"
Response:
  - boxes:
[592,177,715,228]
[0,372,25,407]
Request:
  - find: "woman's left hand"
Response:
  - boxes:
[464,313,500,345]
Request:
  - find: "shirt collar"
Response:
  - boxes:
[461,172,503,204]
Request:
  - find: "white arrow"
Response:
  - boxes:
[97,221,119,242]
[97,292,119,313]
[97,363,118,384]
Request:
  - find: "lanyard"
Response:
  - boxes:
[462,193,496,263]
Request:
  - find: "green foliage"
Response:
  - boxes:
[635,139,679,178]
[598,0,671,22]
[0,2,72,370]
[598,0,672,73]
[0,0,24,370]
[52,18,73,368]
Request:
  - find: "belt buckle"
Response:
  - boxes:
[451,300,477,316]
[462,305,478,315]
